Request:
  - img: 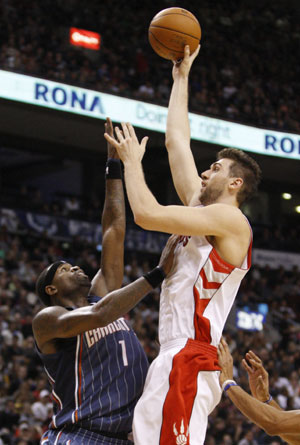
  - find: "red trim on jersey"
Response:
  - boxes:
[193,285,212,342]
[247,238,252,268]
[199,268,221,290]
[159,339,220,444]
[209,248,235,274]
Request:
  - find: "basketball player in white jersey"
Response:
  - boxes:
[104,46,262,445]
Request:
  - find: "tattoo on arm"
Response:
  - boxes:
[102,179,125,232]
[93,278,152,325]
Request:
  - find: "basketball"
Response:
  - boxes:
[148,7,201,61]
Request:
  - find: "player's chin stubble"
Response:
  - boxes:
[200,184,224,206]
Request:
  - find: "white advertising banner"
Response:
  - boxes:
[1,69,300,160]
[252,248,300,270]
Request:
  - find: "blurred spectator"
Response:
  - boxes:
[31,389,52,423]
[64,196,81,216]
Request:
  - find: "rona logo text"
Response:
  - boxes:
[35,83,105,114]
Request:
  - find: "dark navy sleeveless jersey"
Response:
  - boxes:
[36,296,149,434]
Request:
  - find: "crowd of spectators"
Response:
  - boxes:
[1,182,300,254]
[1,0,300,133]
[0,222,299,444]
[0,184,102,223]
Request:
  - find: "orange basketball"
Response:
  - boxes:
[148,7,201,61]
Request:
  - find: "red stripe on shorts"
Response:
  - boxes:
[159,339,220,444]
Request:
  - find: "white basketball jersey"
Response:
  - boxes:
[159,233,252,346]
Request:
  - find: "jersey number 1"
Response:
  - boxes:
[118,340,128,367]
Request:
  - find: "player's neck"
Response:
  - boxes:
[56,291,89,308]
[206,195,239,207]
[218,195,239,207]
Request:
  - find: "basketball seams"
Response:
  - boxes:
[149,25,200,41]
[149,31,184,55]
[152,12,199,26]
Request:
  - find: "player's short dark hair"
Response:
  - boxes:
[217,148,262,205]
[36,261,66,306]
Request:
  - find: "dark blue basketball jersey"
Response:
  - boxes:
[36,295,149,434]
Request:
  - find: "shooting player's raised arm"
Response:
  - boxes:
[165,45,202,206]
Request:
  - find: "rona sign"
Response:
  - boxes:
[1,70,300,161]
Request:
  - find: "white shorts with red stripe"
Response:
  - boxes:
[132,338,221,445]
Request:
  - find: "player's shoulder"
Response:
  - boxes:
[201,203,244,219]
[208,204,251,237]
[32,305,67,330]
[211,203,247,218]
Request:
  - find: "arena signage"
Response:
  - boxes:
[252,248,300,271]
[1,70,300,160]
[236,310,265,331]
[69,27,101,50]
[35,83,105,114]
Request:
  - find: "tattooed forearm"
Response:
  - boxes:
[102,179,125,231]
[93,278,152,325]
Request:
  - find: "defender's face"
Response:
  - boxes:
[51,263,91,296]
[199,158,233,205]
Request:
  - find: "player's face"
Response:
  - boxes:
[52,263,91,296]
[199,158,233,205]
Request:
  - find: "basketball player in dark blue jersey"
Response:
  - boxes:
[33,119,178,445]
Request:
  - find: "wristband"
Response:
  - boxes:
[222,379,238,392]
[143,267,166,289]
[263,395,273,404]
[105,159,122,179]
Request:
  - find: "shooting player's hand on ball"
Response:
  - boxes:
[172,44,200,81]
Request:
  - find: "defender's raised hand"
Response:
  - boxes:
[242,350,270,402]
[105,117,119,159]
[104,122,148,165]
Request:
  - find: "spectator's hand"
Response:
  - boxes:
[242,350,270,402]
[104,122,148,165]
[218,337,234,386]
[105,117,119,159]
[172,44,200,81]
[158,235,179,276]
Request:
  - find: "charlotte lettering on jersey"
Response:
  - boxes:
[85,318,130,348]
[34,82,105,114]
